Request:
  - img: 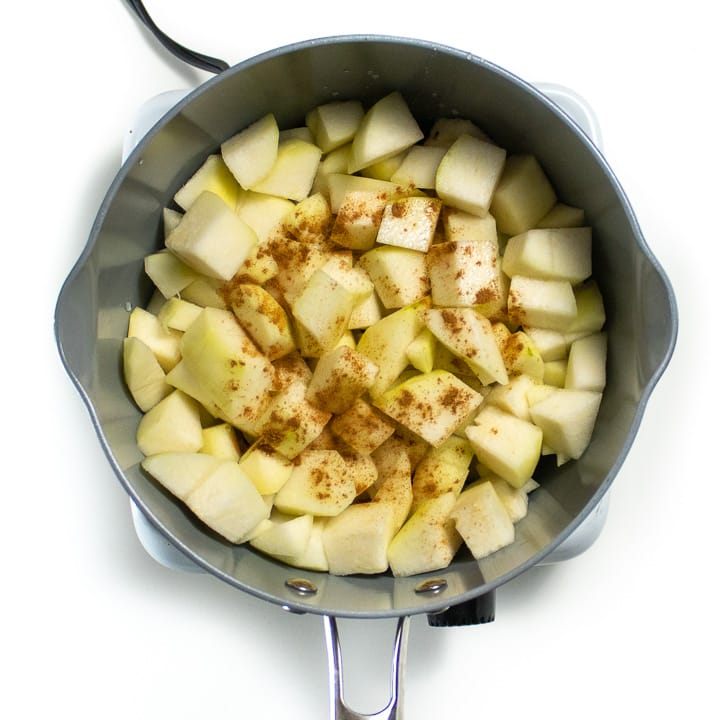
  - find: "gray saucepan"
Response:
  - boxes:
[54,32,678,720]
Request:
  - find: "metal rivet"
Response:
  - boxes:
[285,577,318,596]
[414,578,448,595]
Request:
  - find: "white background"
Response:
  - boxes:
[5,1,717,718]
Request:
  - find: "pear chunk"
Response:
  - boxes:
[174,153,240,211]
[136,390,204,456]
[123,337,172,412]
[221,112,279,189]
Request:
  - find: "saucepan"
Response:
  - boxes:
[54,6,678,718]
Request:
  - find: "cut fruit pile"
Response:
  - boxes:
[124,91,607,577]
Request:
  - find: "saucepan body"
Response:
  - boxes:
[55,35,677,618]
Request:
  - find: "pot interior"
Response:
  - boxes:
[55,35,677,617]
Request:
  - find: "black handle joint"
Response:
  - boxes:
[426,589,496,627]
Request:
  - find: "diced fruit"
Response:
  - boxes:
[426,237,504,310]
[564,279,606,338]
[421,307,508,385]
[306,100,365,153]
[484,373,538,421]
[250,138,323,202]
[489,154,557,236]
[144,251,198,299]
[369,449,413,535]
[174,154,240,211]
[390,145,446,189]
[224,283,295,361]
[180,307,275,434]
[375,196,442,252]
[127,306,182,372]
[238,441,293,495]
[157,297,203,332]
[449,480,515,559]
[543,359,567,387]
[329,190,387,250]
[221,113,279,189]
[180,276,227,309]
[499,330,545,380]
[184,460,270,543]
[166,190,258,281]
[357,245,429,309]
[163,208,183,238]
[291,261,373,352]
[256,379,331,459]
[523,326,568,362]
[405,328,436,374]
[360,150,409,181]
[326,173,404,214]
[200,422,243,461]
[273,449,356,516]
[123,337,172,412]
[141,451,225,500]
[435,135,506,216]
[507,275,577,331]
[312,145,351,197]
[348,92,424,173]
[565,332,607,391]
[275,516,329,572]
[322,501,397,575]
[388,492,463,577]
[537,202,586,228]
[465,405,543,487]
[502,227,592,285]
[488,476,530,522]
[411,435,474,510]
[374,369,482,447]
[249,511,314,559]
[306,346,380,414]
[331,397,395,455]
[283,192,332,244]
[425,117,491,147]
[528,388,602,459]
[136,389,203,456]
[235,190,295,244]
[442,207,498,245]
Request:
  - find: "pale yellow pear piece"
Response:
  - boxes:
[221,113,279,189]
[123,337,172,412]
[174,154,241,211]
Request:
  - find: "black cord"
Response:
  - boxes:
[125,0,230,74]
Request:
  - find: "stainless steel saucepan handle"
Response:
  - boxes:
[323,616,410,720]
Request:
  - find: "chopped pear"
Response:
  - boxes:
[489,154,557,236]
[250,138,322,202]
[374,369,482,447]
[357,245,429,309]
[465,405,543,487]
[127,306,182,372]
[306,345,380,414]
[311,145,351,197]
[322,501,397,575]
[388,492,463,577]
[238,441,293,495]
[271,351,313,392]
[564,279,606,339]
[502,227,593,285]
[144,251,198,299]
[224,283,295,361]
[405,327,437,374]
[235,190,295,243]
[390,145,446,189]
[356,298,430,399]
[449,480,515,560]
[528,387,602,459]
[273,449,356,516]
[488,476,530,522]
[523,326,568,362]
[426,237,504,311]
[369,449,413,535]
[306,100,365,153]
[221,113,279,189]
[500,330,545,380]
[330,398,395,455]
[375,196,442,253]
[507,275,577,331]
[329,190,388,250]
[179,276,227,309]
[348,91,424,173]
[537,202,586,228]
[173,154,241,211]
[184,460,270,543]
[249,511,314,558]
[123,336,172,412]
[359,150,409,181]
[565,332,607,391]
[421,307,508,385]
[425,117,492,147]
[543,359,568,387]
[442,206,498,245]
[166,190,258,281]
[411,435,474,510]
[435,134,506,216]
[483,372,538,421]
[156,297,203,332]
[136,390,204,456]
[163,208,183,238]
[256,379,331,459]
[180,307,275,434]
[326,172,405,213]
[200,422,244,461]
[283,192,333,244]
[141,451,225,500]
